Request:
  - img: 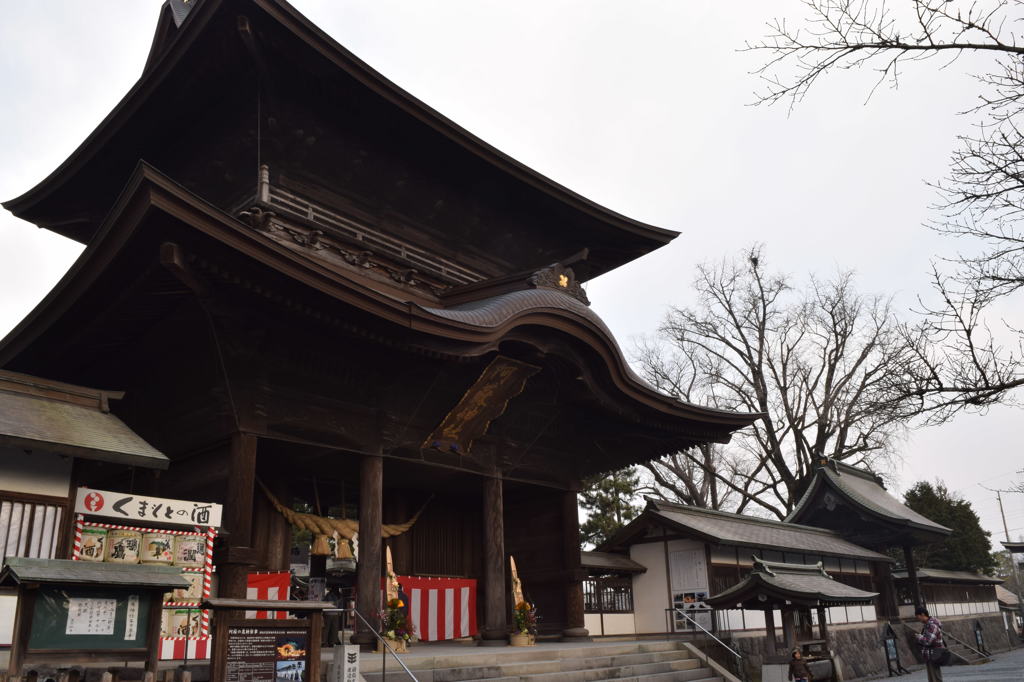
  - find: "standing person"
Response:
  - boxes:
[914,606,946,682]
[788,648,814,681]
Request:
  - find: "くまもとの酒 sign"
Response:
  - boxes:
[75,487,222,528]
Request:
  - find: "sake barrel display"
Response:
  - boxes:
[105,529,142,563]
[165,608,202,637]
[173,534,205,567]
[79,526,107,562]
[173,572,204,601]
[141,531,174,564]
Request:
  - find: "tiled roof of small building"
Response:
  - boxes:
[0,557,188,589]
[603,499,891,562]
[996,585,1019,607]
[706,557,878,608]
[892,568,1003,585]
[581,550,647,574]
[787,460,951,538]
[0,370,167,469]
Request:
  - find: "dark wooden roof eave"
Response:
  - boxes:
[3,0,679,259]
[705,573,878,609]
[787,471,951,542]
[0,163,755,440]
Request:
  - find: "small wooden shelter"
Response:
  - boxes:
[1,558,188,678]
[705,558,877,656]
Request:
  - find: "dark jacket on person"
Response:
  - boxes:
[789,658,814,681]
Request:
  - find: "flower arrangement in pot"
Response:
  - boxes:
[378,597,415,653]
[511,601,538,646]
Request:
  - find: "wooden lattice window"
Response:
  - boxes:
[0,490,69,561]
[583,577,634,613]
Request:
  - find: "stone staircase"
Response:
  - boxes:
[359,640,725,682]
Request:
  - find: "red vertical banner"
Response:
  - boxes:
[396,576,476,641]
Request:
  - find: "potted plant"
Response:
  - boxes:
[378,597,414,653]
[511,601,537,646]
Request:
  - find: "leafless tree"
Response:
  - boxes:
[749,0,1024,416]
[634,247,915,519]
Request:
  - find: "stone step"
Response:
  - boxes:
[357,640,720,682]
[426,651,700,682]
[591,673,723,682]
[423,658,708,682]
[360,641,692,674]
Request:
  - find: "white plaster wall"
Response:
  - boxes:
[585,613,602,635]
[0,593,16,646]
[631,542,669,633]
[601,613,636,635]
[0,447,72,497]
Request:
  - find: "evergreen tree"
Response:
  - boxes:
[579,468,642,548]
[903,481,995,575]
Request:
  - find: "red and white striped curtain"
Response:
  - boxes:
[246,571,291,618]
[399,576,477,642]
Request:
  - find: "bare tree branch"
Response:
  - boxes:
[634,247,915,518]
[752,0,1024,417]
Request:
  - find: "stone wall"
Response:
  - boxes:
[727,613,1017,681]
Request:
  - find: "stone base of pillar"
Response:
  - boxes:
[560,627,591,642]
[478,630,509,646]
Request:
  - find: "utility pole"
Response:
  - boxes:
[991,488,1024,630]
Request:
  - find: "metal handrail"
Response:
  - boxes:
[326,607,419,682]
[909,622,987,659]
[900,622,987,662]
[669,608,747,681]
[942,629,988,658]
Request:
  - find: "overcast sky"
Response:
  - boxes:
[1,1,1021,543]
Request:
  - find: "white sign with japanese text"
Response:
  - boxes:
[66,597,116,635]
[74,487,222,528]
[124,594,140,640]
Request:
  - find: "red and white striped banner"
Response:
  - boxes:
[159,637,210,660]
[247,571,291,619]
[399,576,476,641]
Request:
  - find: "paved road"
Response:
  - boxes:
[884,647,1024,681]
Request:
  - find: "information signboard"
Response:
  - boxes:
[27,587,152,651]
[225,624,310,682]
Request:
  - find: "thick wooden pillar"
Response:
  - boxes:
[904,545,923,607]
[764,608,778,655]
[873,560,899,620]
[781,608,795,650]
[480,475,507,646]
[352,454,383,647]
[562,489,590,641]
[816,606,829,645]
[218,433,259,601]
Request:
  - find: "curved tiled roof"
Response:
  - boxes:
[787,462,951,537]
[415,288,756,424]
[707,558,878,608]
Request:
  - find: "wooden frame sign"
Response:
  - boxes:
[205,599,333,682]
[0,559,188,679]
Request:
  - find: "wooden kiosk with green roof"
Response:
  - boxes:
[1,558,189,679]
[706,557,878,680]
